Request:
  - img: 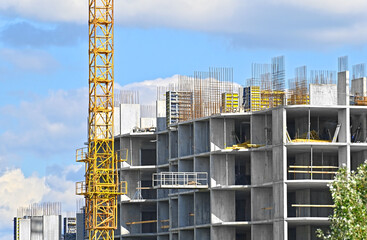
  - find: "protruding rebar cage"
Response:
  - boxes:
[162,67,238,126]
[244,56,286,111]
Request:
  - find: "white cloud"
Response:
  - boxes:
[275,0,367,15]
[0,166,82,235]
[117,75,180,105]
[0,88,88,159]
[2,0,367,48]
[0,0,87,23]
[0,169,47,224]
[0,169,47,229]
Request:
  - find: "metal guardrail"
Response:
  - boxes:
[76,147,88,162]
[152,172,208,189]
[116,149,128,162]
[75,181,128,195]
[291,204,334,217]
[76,148,128,163]
[288,165,338,180]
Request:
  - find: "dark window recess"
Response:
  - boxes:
[141,180,156,199]
[287,192,296,217]
[141,149,156,165]
[142,211,157,233]
[235,162,251,185]
[288,227,296,240]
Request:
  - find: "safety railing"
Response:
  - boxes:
[76,147,89,162]
[75,181,128,195]
[291,204,334,218]
[116,149,128,162]
[288,165,338,180]
[152,172,208,189]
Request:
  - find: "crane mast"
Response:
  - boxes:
[76,0,123,239]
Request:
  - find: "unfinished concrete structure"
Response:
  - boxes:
[64,216,77,240]
[94,61,367,240]
[14,203,62,240]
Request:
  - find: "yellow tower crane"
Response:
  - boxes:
[76,0,127,239]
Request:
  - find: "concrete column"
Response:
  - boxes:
[43,215,61,240]
[252,224,273,240]
[337,71,350,105]
[120,103,141,134]
[120,204,141,235]
[210,118,224,151]
[338,146,350,170]
[180,230,194,240]
[157,201,169,233]
[272,146,286,182]
[351,77,367,97]
[225,118,236,148]
[210,190,235,223]
[338,108,350,143]
[273,220,287,240]
[194,121,210,154]
[157,134,169,165]
[210,155,235,186]
[170,199,178,229]
[114,105,121,136]
[195,192,210,225]
[170,233,178,240]
[251,114,265,144]
[251,187,273,221]
[211,226,235,240]
[156,100,166,131]
[196,228,210,240]
[178,124,193,157]
[169,130,178,159]
[158,235,169,240]
[178,195,194,227]
[273,182,286,219]
[19,219,31,240]
[251,151,272,185]
[272,108,286,146]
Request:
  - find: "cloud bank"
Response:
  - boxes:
[0,166,83,235]
[0,21,85,48]
[0,88,88,160]
[1,0,367,48]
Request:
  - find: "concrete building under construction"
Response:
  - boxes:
[75,56,367,240]
[14,203,62,240]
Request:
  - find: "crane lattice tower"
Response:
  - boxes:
[76,0,125,239]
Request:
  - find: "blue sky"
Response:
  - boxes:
[1,0,367,238]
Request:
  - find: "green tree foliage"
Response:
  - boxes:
[316,162,367,239]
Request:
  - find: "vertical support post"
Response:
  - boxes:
[310,146,313,180]
[308,108,311,141]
